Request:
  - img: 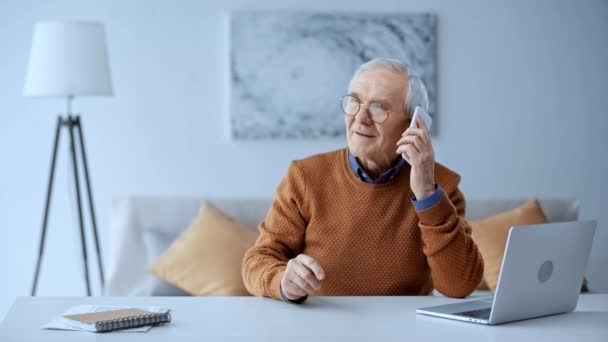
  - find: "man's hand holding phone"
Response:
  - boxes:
[396,106,436,200]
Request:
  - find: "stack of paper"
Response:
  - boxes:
[41,305,170,333]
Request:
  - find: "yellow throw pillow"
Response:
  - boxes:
[470,199,547,292]
[150,202,259,296]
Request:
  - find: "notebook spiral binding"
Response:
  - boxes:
[94,311,172,332]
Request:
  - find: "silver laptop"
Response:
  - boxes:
[416,220,596,325]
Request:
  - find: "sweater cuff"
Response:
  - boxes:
[415,189,457,227]
[269,268,287,300]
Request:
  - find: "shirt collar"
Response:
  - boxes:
[347,150,406,184]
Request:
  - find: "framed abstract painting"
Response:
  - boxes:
[230,12,437,139]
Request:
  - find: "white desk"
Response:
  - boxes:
[1,295,607,341]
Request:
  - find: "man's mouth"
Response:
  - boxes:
[355,131,375,138]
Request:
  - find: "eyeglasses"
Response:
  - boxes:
[339,95,392,123]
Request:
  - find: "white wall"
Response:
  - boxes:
[1,0,607,320]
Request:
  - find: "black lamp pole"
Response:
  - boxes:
[31,95,105,296]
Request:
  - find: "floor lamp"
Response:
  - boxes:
[24,21,113,296]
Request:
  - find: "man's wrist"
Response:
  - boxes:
[414,185,437,201]
[412,185,443,212]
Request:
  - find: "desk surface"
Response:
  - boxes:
[1,295,607,341]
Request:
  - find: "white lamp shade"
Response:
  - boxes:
[24,21,113,97]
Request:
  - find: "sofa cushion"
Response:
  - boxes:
[105,197,581,296]
[149,201,259,296]
[140,230,190,296]
[470,199,547,291]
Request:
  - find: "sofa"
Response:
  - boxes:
[105,197,579,297]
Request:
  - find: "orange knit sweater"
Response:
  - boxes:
[242,148,484,299]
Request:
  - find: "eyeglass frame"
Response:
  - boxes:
[339,94,405,123]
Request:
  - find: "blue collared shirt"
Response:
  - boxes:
[347,150,443,210]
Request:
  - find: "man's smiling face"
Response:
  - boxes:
[345,67,410,164]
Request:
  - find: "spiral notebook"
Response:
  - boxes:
[42,305,171,333]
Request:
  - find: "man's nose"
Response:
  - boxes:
[355,103,373,124]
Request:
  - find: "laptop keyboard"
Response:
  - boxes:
[456,308,491,319]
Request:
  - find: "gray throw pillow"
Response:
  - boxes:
[141,230,190,296]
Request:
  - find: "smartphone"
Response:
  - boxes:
[402,106,433,164]
[410,106,432,130]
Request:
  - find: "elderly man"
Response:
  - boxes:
[242,58,484,303]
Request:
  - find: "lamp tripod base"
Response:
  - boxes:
[30,114,105,296]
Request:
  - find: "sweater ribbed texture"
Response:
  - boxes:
[242,148,484,299]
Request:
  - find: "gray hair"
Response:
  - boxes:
[347,58,429,116]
